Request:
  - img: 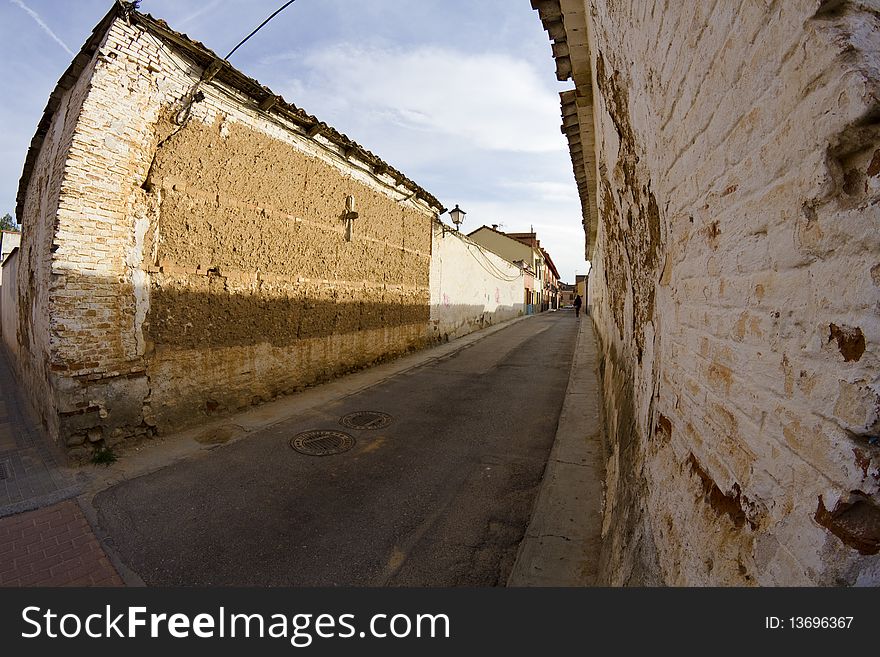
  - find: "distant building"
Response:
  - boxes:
[540,248,560,310]
[468,226,561,313]
[0,230,21,285]
[429,222,524,342]
[575,274,588,312]
[468,226,540,313]
[558,283,576,307]
[0,231,21,336]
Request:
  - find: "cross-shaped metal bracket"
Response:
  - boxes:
[343,195,358,241]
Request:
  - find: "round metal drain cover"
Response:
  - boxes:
[339,411,392,430]
[290,430,355,456]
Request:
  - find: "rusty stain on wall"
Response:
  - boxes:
[687,454,755,531]
[828,323,866,362]
[815,493,880,555]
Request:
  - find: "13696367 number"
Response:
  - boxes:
[790,617,853,629]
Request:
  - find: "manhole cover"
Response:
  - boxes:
[290,430,355,456]
[339,411,392,430]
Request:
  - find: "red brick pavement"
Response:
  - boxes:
[0,499,123,586]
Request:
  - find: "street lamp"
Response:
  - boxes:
[449,204,466,231]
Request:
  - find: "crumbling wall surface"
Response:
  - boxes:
[26,18,172,453]
[14,37,109,444]
[71,19,434,436]
[24,15,437,448]
[429,224,524,341]
[144,112,433,430]
[588,0,880,584]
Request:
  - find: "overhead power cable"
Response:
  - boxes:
[464,243,523,283]
[224,0,297,60]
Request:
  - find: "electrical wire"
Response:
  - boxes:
[463,242,523,283]
[130,0,433,209]
[224,0,297,60]
[218,1,434,208]
[465,239,521,278]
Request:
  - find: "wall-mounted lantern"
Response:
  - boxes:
[440,204,466,238]
[449,204,466,231]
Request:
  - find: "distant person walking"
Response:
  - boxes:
[574,294,582,318]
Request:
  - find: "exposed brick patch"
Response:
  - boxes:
[707,362,733,393]
[0,500,123,587]
[655,413,673,443]
[867,148,880,177]
[853,448,871,479]
[829,323,866,362]
[815,493,880,555]
[703,220,721,249]
[687,454,755,530]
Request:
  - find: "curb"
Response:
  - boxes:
[507,313,604,586]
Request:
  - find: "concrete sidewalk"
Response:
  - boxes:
[508,313,604,586]
[0,348,80,518]
[0,345,124,587]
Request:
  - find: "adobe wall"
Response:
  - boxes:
[142,108,434,431]
[429,224,524,341]
[22,15,437,451]
[587,0,880,584]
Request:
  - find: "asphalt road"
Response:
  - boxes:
[93,312,579,586]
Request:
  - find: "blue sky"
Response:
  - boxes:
[0,0,587,280]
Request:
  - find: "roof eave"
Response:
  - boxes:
[14,4,121,223]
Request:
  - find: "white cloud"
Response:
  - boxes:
[9,0,74,56]
[176,0,224,28]
[269,44,566,154]
[501,181,579,203]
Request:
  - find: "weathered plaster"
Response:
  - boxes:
[535,0,880,585]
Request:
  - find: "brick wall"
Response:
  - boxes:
[14,32,108,442]
[17,14,440,451]
[586,0,880,584]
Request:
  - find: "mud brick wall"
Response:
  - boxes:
[15,15,437,451]
[586,1,880,585]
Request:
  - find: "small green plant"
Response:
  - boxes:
[91,445,117,465]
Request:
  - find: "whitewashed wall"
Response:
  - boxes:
[2,249,19,358]
[429,223,524,341]
[585,0,880,585]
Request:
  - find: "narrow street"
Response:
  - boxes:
[92,312,580,586]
